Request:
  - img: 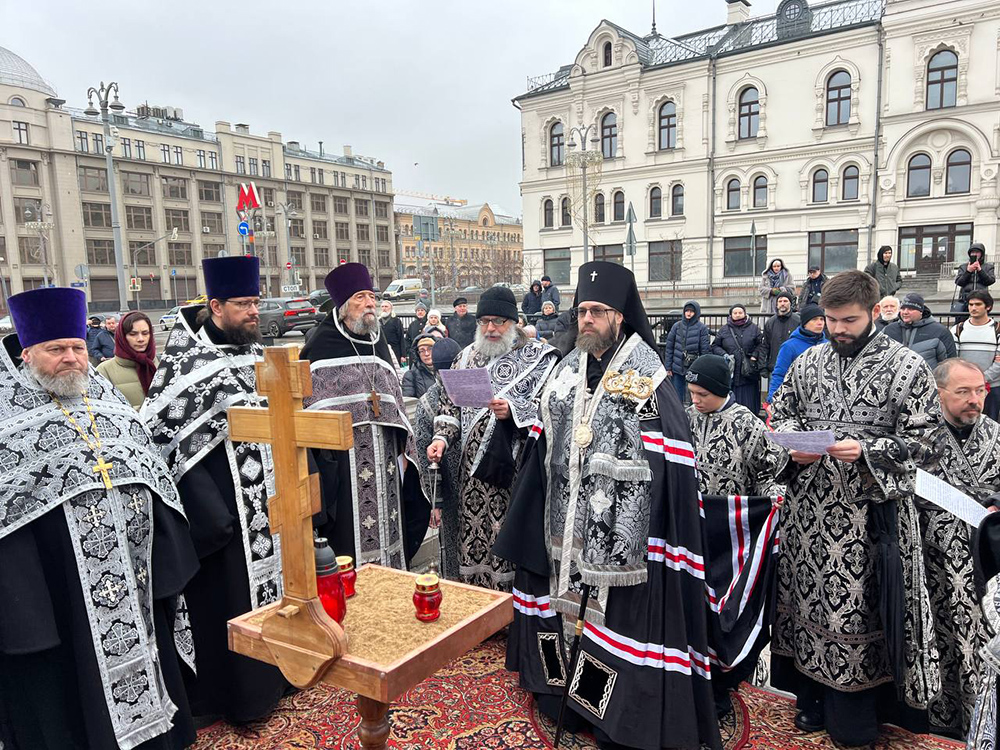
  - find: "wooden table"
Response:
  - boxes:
[229,564,512,749]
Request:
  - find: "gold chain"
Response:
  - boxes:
[51,393,103,453]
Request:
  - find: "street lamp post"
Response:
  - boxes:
[276,203,298,288]
[0,253,10,311]
[566,125,602,265]
[84,82,128,311]
[129,227,177,311]
[24,202,54,287]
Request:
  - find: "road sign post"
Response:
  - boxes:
[625,202,638,273]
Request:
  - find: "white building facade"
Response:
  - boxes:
[516,0,1000,301]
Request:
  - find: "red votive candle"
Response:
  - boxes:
[413,573,443,622]
[337,556,357,598]
[314,537,346,624]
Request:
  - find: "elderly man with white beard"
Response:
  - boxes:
[301,263,430,571]
[0,287,200,750]
[427,286,558,590]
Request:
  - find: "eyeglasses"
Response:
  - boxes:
[226,299,261,310]
[571,306,616,321]
[477,316,511,328]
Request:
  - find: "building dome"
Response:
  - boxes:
[0,46,56,97]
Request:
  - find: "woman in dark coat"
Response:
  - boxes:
[663,300,711,403]
[402,335,437,398]
[711,304,763,416]
[535,300,560,339]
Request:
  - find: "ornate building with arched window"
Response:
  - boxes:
[516,0,1000,300]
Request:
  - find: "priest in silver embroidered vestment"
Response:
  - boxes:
[426,285,558,590]
[0,287,200,750]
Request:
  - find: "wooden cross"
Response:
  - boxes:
[368,390,381,417]
[93,456,114,490]
[228,344,355,688]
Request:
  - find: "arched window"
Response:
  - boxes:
[560,197,571,226]
[594,193,605,223]
[752,176,768,208]
[826,71,851,126]
[842,165,860,201]
[946,149,972,194]
[603,42,613,68]
[649,187,662,218]
[907,154,932,197]
[726,179,741,210]
[812,169,829,203]
[601,112,618,159]
[671,185,684,216]
[549,122,564,166]
[738,87,759,140]
[9,97,26,107]
[613,191,625,221]
[543,199,553,228]
[482,217,489,226]
[658,101,676,150]
[927,50,958,110]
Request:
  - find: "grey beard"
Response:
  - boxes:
[474,325,517,359]
[343,308,378,336]
[26,361,90,398]
[577,329,619,355]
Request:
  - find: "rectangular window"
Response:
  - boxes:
[168,242,193,266]
[135,140,146,160]
[263,247,278,266]
[355,199,369,217]
[202,212,224,234]
[357,224,371,241]
[76,130,89,152]
[335,222,350,241]
[334,197,349,215]
[378,249,390,267]
[340,172,347,187]
[290,246,306,266]
[9,159,39,186]
[318,169,324,185]
[260,187,275,204]
[807,230,859,274]
[311,194,327,213]
[164,209,190,232]
[82,202,112,228]
[358,248,372,267]
[543,248,571,285]
[13,198,38,224]
[361,176,367,190]
[648,240,683,281]
[723,235,768,277]
[314,246,330,267]
[208,151,218,170]
[235,155,246,174]
[125,204,154,230]
[289,218,304,238]
[354,174,360,189]
[198,180,222,202]
[285,163,292,179]
[293,165,300,181]
[161,176,188,200]
[160,144,170,163]
[13,121,29,145]
[173,146,183,165]
[287,191,303,210]
[197,150,206,168]
[249,157,258,176]
[86,238,116,265]
[93,133,104,154]
[18,236,43,264]
[593,244,623,265]
[897,222,974,273]
[129,240,156,266]
[313,220,328,239]
[310,167,317,183]
[122,171,151,196]
[262,159,271,177]
[375,201,389,219]
[121,137,131,159]
[77,166,108,192]
[376,225,389,243]
[202,243,225,259]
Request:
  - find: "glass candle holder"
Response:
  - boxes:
[315,537,346,624]
[413,573,443,622]
[337,555,357,598]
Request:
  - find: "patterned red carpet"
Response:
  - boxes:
[193,634,963,749]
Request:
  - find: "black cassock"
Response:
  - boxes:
[144,310,288,723]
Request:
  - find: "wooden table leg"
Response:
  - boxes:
[357,695,390,750]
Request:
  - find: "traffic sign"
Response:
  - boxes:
[286,261,292,270]
[74,263,90,280]
[281,284,301,293]
[70,281,87,288]
[238,221,250,237]
[128,278,142,292]
[171,269,177,277]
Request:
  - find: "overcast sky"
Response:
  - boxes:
[7,0,782,215]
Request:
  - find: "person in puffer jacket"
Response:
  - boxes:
[956,243,996,305]
[664,300,711,403]
[883,292,957,369]
[767,304,826,403]
[535,301,560,339]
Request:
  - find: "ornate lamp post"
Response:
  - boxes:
[23,202,54,287]
[565,125,603,265]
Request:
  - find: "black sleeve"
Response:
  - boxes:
[471,418,518,490]
[175,456,237,560]
[493,431,551,576]
[310,447,341,532]
[401,369,417,397]
[982,265,997,286]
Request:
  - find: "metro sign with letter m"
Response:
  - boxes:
[236,182,261,214]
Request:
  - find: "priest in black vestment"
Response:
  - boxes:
[302,263,430,569]
[0,287,199,750]
[144,256,289,724]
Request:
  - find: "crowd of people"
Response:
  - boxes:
[5,245,1000,750]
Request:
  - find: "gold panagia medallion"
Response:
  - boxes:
[574,422,594,448]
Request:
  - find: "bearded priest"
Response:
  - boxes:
[302,263,430,570]
[0,287,199,750]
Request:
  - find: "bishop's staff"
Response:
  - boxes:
[552,583,592,749]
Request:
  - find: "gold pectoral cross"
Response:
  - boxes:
[368,390,381,417]
[93,456,114,490]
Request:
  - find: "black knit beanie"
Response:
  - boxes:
[476,286,518,321]
[685,354,731,397]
